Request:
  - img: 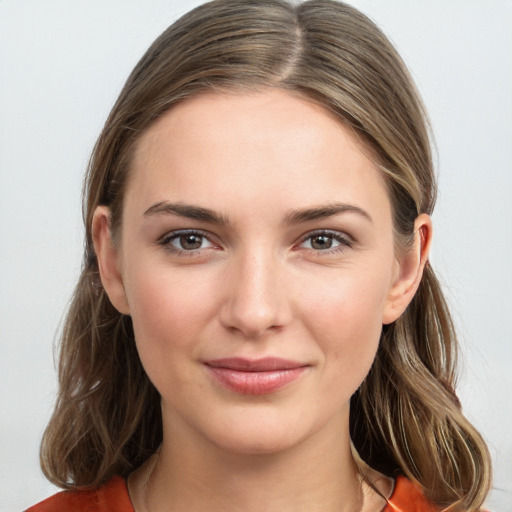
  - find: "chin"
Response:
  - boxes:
[212,428,302,456]
[203,407,336,458]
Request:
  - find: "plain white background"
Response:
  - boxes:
[1,1,511,510]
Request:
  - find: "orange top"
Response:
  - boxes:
[26,475,437,512]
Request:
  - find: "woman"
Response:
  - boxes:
[27,0,492,511]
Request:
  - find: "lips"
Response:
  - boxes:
[204,358,308,395]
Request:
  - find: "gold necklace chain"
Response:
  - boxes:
[128,450,389,512]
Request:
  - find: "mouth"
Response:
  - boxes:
[204,357,309,395]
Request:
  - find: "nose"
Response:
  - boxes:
[219,248,292,339]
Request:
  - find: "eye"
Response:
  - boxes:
[298,230,352,253]
[159,230,216,253]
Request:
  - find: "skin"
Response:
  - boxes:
[93,89,432,512]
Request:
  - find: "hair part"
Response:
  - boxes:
[40,1,491,510]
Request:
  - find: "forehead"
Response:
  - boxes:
[135,89,372,164]
[126,89,390,220]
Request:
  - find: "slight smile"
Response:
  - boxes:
[204,358,310,395]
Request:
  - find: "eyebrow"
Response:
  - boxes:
[144,200,372,226]
[143,201,230,225]
[284,203,373,224]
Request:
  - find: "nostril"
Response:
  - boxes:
[220,303,288,339]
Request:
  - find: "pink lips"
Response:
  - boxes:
[204,357,308,395]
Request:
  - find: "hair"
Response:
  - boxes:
[40,1,491,510]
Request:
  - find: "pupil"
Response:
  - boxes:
[311,235,332,250]
[180,234,202,250]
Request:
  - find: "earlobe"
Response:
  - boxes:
[92,206,130,315]
[382,214,432,325]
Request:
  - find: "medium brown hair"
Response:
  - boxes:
[40,1,492,510]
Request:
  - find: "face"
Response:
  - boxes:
[95,90,427,456]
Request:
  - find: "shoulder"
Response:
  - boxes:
[24,476,134,512]
[385,475,439,512]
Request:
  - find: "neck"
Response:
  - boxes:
[128,408,390,512]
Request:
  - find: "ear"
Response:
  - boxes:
[382,214,432,325]
[92,206,130,315]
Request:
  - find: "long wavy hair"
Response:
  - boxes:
[40,1,492,510]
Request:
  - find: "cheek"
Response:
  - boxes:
[123,263,219,378]
[299,267,390,379]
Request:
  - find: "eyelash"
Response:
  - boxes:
[157,229,353,256]
[158,229,218,256]
[295,230,353,254]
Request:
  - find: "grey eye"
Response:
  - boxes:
[298,231,351,252]
[309,234,334,250]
